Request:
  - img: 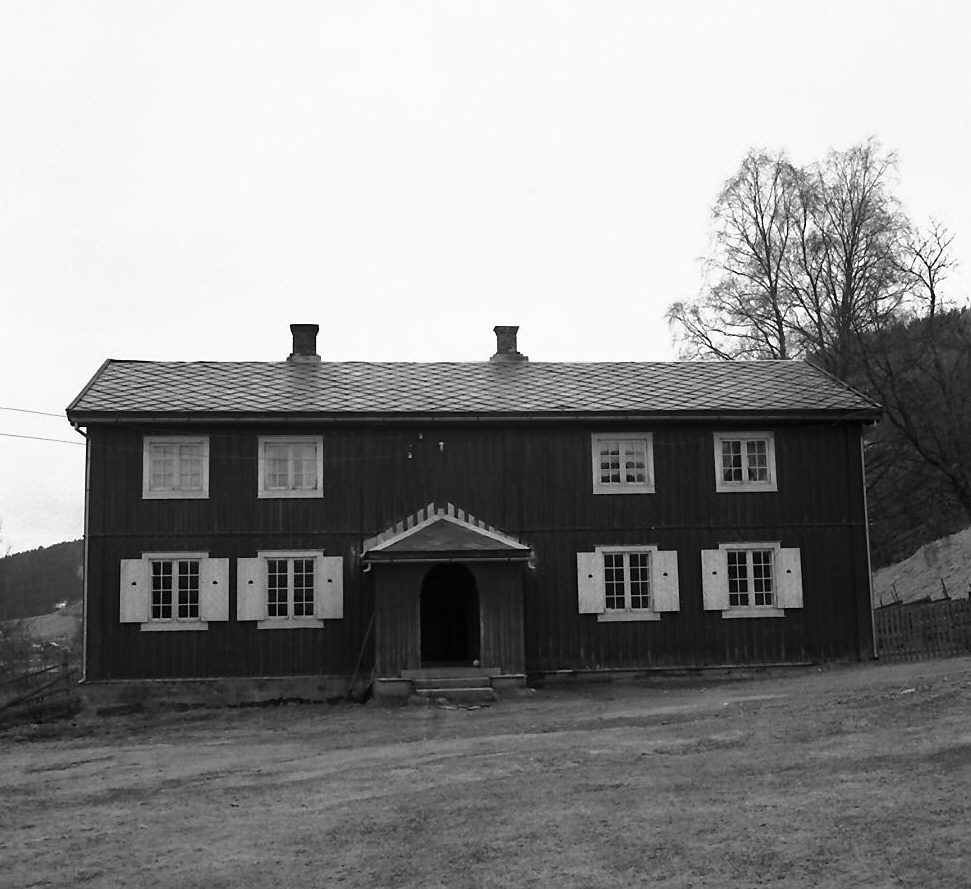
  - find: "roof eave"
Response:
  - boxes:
[363,550,533,564]
[66,408,882,425]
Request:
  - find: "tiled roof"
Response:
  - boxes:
[67,359,878,419]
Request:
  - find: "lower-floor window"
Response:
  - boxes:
[604,551,653,612]
[120,552,229,630]
[726,548,774,608]
[577,546,680,620]
[236,551,345,627]
[267,557,315,618]
[151,558,201,620]
[702,543,802,617]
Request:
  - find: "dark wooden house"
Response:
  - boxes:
[66,324,880,699]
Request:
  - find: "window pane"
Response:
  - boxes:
[291,442,318,490]
[621,441,647,484]
[151,560,173,619]
[599,439,647,485]
[599,441,621,484]
[149,441,205,492]
[265,443,290,489]
[603,552,625,610]
[745,439,769,482]
[175,560,200,619]
[267,558,288,617]
[721,440,743,482]
[293,558,315,617]
[752,550,774,606]
[629,552,652,609]
[727,550,749,606]
[149,444,176,490]
[178,443,203,491]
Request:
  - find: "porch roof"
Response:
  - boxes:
[362,503,531,563]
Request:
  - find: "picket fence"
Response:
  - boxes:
[874,597,971,661]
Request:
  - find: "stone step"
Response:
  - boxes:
[413,676,492,690]
[401,666,500,680]
[414,686,498,705]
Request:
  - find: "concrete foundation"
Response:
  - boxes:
[78,674,366,712]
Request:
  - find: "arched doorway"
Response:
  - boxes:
[419,564,480,665]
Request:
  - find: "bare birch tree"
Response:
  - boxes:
[669,140,911,375]
[668,150,801,360]
[669,141,968,564]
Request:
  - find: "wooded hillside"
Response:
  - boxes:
[0,540,83,619]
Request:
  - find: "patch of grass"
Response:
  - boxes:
[2,658,970,888]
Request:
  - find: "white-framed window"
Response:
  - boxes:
[267,556,316,619]
[713,432,777,492]
[577,545,679,622]
[151,557,200,620]
[701,543,803,618]
[119,552,229,631]
[142,436,210,499]
[237,551,344,629]
[591,433,655,495]
[258,436,323,499]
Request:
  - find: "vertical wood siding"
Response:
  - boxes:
[373,564,421,677]
[85,419,872,679]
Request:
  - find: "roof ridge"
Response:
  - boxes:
[98,358,807,367]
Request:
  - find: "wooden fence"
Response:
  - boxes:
[874,598,971,661]
[0,658,77,728]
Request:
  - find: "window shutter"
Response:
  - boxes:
[652,550,680,612]
[576,552,605,614]
[315,555,344,619]
[119,559,149,623]
[701,549,728,610]
[200,558,229,622]
[777,548,803,609]
[236,557,266,621]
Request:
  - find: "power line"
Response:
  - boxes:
[0,432,84,446]
[0,406,65,419]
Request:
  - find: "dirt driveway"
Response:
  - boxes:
[2,659,970,888]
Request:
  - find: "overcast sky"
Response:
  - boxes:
[2,1,970,555]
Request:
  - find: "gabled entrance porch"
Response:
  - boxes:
[361,503,532,699]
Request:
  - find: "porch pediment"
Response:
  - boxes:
[362,502,531,562]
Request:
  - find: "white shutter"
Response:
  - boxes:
[701,549,728,610]
[315,555,344,619]
[652,550,680,612]
[236,557,266,621]
[200,558,229,622]
[577,552,605,614]
[119,559,149,623]
[777,548,804,609]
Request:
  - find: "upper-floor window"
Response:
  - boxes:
[713,432,777,492]
[258,436,323,499]
[142,436,210,499]
[591,434,655,495]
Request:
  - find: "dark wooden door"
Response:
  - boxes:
[420,564,480,665]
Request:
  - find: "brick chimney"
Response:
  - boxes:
[287,323,321,363]
[490,325,528,362]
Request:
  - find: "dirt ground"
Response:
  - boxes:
[2,659,970,889]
